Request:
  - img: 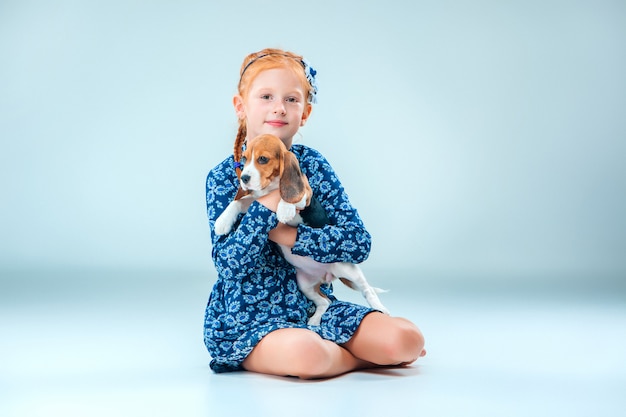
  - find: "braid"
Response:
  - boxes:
[233,121,246,176]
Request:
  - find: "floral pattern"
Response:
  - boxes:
[203,144,374,373]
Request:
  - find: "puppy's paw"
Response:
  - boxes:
[214,201,243,235]
[214,213,234,235]
[306,305,328,326]
[276,200,296,223]
[363,289,390,316]
[364,295,390,315]
[376,305,391,316]
[214,216,232,235]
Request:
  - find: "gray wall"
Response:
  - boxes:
[2,0,625,289]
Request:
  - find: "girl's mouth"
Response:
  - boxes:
[266,120,287,127]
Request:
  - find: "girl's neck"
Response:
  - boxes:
[247,135,293,150]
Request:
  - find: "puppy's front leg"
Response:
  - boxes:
[214,201,243,235]
[276,193,307,224]
[276,199,297,224]
[214,195,255,235]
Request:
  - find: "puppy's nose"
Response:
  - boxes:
[241,174,250,184]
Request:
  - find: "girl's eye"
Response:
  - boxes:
[257,156,269,164]
[286,97,298,103]
[261,94,272,100]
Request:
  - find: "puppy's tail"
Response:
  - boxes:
[338,278,388,293]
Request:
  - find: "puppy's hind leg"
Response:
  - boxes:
[332,263,390,315]
[297,278,331,326]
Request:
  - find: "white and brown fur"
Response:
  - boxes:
[214,134,389,325]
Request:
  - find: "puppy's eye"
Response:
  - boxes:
[258,156,269,164]
[240,157,247,165]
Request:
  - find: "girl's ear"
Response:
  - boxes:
[300,104,312,126]
[233,95,245,120]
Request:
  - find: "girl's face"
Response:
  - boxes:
[234,68,312,149]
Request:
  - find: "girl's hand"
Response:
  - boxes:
[257,189,297,247]
[268,222,297,247]
[256,189,282,212]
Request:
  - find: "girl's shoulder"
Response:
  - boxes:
[209,154,234,173]
[207,155,237,185]
[290,143,327,162]
[290,144,339,181]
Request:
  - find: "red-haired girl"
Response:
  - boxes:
[204,48,426,379]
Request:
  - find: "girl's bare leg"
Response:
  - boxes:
[342,312,426,366]
[242,328,374,379]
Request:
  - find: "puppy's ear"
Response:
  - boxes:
[234,187,248,201]
[279,152,311,204]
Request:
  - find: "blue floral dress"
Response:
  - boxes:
[203,144,375,373]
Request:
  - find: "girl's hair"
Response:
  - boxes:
[233,48,315,164]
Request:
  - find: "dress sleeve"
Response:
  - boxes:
[291,147,372,264]
[205,157,279,279]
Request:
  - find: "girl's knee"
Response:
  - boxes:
[278,332,336,379]
[243,329,333,378]
[382,319,425,363]
[292,339,337,379]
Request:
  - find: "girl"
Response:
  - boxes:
[204,48,426,379]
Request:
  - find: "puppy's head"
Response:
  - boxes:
[235,134,311,205]
[238,134,286,192]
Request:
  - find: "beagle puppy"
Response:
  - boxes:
[214,134,389,325]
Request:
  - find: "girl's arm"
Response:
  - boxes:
[206,158,279,279]
[290,147,372,264]
[256,190,298,247]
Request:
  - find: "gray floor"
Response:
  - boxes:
[1,269,625,417]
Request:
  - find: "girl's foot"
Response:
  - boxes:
[399,349,427,366]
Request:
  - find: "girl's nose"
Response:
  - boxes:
[273,101,286,114]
